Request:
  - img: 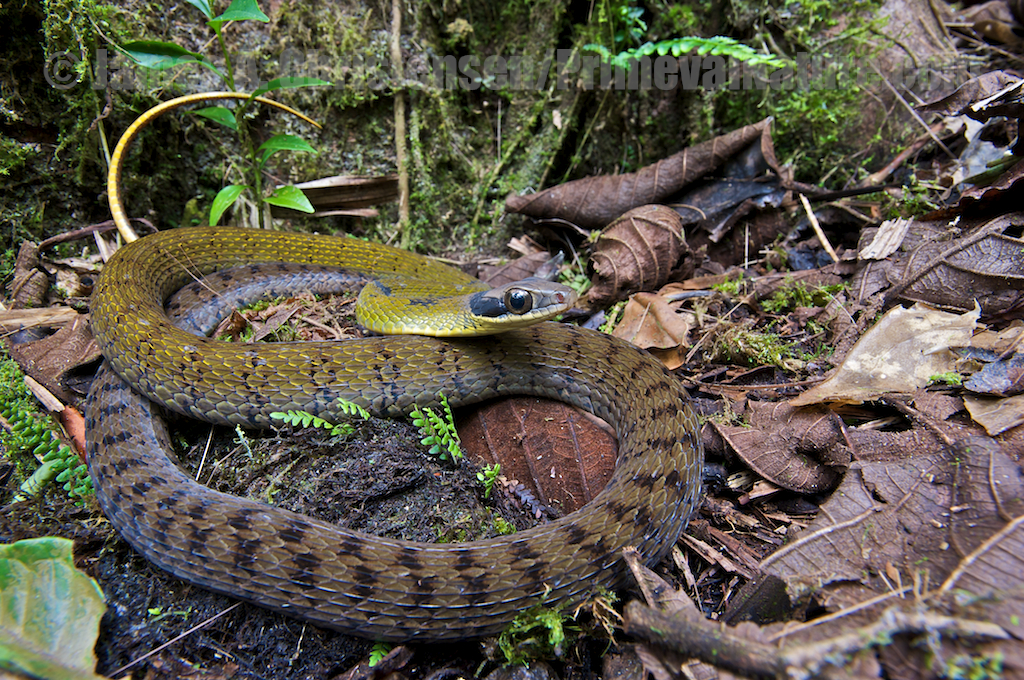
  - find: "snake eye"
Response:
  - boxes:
[504,288,533,315]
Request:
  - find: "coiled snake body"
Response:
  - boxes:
[85,95,704,642]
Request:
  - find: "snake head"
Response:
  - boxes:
[467,277,578,331]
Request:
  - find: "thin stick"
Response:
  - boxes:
[110,602,242,676]
[799,193,839,263]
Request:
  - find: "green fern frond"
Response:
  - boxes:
[410,394,463,462]
[270,398,368,437]
[585,35,783,70]
[0,352,91,503]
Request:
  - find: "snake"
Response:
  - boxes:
[85,93,704,642]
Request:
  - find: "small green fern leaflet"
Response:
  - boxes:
[477,463,501,499]
[411,394,463,462]
[270,398,370,437]
[368,642,393,667]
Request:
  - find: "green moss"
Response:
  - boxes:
[0,138,35,177]
[711,0,898,184]
[937,652,1003,680]
[708,324,803,371]
[498,605,574,664]
[761,279,848,313]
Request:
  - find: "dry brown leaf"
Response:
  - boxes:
[963,393,1024,435]
[916,70,1022,117]
[762,434,1024,632]
[60,405,87,459]
[855,213,1024,318]
[251,302,304,342]
[587,205,694,307]
[458,397,617,514]
[506,119,774,230]
[793,303,979,406]
[212,310,251,340]
[858,217,913,261]
[8,314,101,403]
[613,291,694,351]
[713,401,850,494]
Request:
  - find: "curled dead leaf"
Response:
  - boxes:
[8,242,49,308]
[611,288,696,369]
[588,205,693,308]
[713,401,850,494]
[506,119,773,230]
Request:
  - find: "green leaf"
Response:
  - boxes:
[0,537,107,680]
[184,0,214,18]
[209,185,248,225]
[253,76,333,97]
[194,106,238,130]
[257,134,317,166]
[122,40,203,70]
[214,0,269,22]
[263,185,314,213]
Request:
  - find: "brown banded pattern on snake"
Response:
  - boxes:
[85,94,704,641]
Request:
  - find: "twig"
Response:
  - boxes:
[625,601,1008,680]
[858,120,948,186]
[798,193,839,263]
[872,63,955,160]
[110,602,242,676]
[623,601,783,678]
[781,608,1008,680]
[939,513,1024,594]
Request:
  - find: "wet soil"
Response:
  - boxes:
[0,408,565,680]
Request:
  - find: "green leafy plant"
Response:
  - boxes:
[0,538,108,679]
[271,398,371,437]
[477,463,501,499]
[584,0,782,71]
[599,300,626,334]
[411,395,463,462]
[0,354,91,503]
[368,642,393,667]
[587,35,784,70]
[118,0,330,227]
[712,274,748,298]
[492,515,515,535]
[559,266,591,298]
